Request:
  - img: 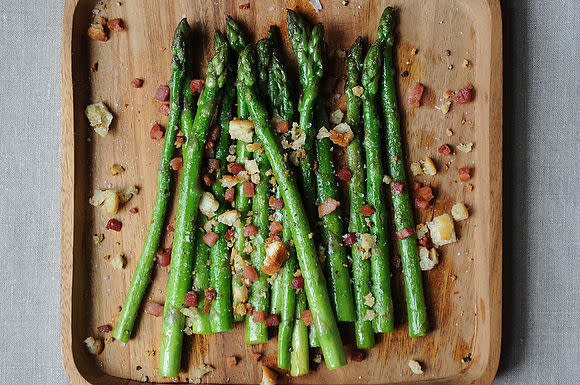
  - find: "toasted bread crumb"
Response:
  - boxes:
[119,185,138,204]
[408,359,424,374]
[110,254,126,270]
[352,86,364,97]
[89,189,120,214]
[88,24,108,42]
[451,202,469,221]
[363,309,377,321]
[329,109,344,125]
[363,292,375,307]
[229,119,254,143]
[410,161,423,176]
[329,123,354,147]
[260,365,277,385]
[262,239,289,275]
[217,209,241,227]
[427,213,457,247]
[83,336,104,355]
[199,192,219,218]
[416,223,428,239]
[93,233,104,245]
[419,246,439,271]
[85,102,113,137]
[457,142,473,153]
[440,100,452,115]
[109,164,125,175]
[191,363,214,384]
[421,157,437,176]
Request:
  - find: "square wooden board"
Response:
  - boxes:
[61,0,502,384]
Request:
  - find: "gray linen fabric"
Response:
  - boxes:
[0,0,68,384]
[497,0,580,383]
[0,0,577,384]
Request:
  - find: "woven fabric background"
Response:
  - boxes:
[0,0,577,384]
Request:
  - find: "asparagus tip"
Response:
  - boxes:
[378,7,397,45]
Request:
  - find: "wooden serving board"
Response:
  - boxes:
[61,0,502,384]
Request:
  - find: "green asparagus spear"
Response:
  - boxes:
[238,45,346,370]
[263,30,287,318]
[309,322,320,347]
[378,7,428,337]
[314,101,356,322]
[361,41,395,333]
[245,150,271,345]
[345,37,375,348]
[188,224,212,335]
[277,210,297,369]
[245,38,272,345]
[267,25,294,122]
[158,30,229,378]
[225,17,252,322]
[231,149,251,323]
[256,38,272,105]
[286,11,324,224]
[225,16,248,54]
[208,50,237,333]
[263,27,298,369]
[269,263,284,315]
[287,11,326,348]
[290,289,309,376]
[113,19,189,343]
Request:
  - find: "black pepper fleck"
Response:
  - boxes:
[401,71,409,78]
[136,365,142,371]
[461,353,472,363]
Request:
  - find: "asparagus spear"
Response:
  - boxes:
[287,11,326,347]
[189,224,212,334]
[238,45,346,370]
[185,46,210,335]
[113,19,190,343]
[345,37,375,348]
[290,289,309,376]
[269,235,284,314]
[208,45,237,333]
[264,26,298,369]
[263,30,287,319]
[256,38,272,105]
[269,191,284,317]
[277,209,298,369]
[378,7,428,337]
[226,15,250,122]
[158,30,229,378]
[225,16,248,53]
[314,101,356,322]
[225,17,253,322]
[245,149,271,345]
[286,11,324,224]
[267,26,294,123]
[244,37,273,345]
[309,322,320,347]
[361,41,395,333]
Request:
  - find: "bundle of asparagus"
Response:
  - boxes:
[113,7,428,379]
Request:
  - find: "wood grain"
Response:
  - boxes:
[61,0,502,384]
